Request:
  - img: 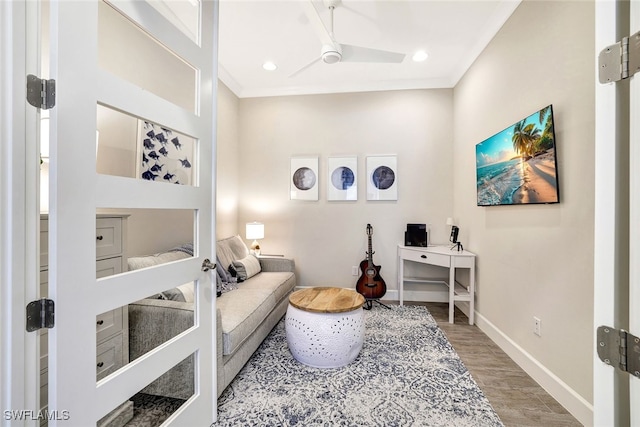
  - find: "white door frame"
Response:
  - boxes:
[594,0,638,425]
[1,1,42,426]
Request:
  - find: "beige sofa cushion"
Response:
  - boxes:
[239,272,296,303]
[216,235,249,271]
[217,288,276,355]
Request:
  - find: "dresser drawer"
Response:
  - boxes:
[96,218,123,259]
[96,257,122,279]
[96,307,124,343]
[96,333,124,381]
[41,217,123,264]
[402,249,450,268]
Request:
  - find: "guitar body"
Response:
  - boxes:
[356,259,386,300]
[355,224,387,300]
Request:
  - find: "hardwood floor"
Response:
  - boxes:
[405,301,583,427]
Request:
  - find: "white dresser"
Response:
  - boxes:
[39,213,132,427]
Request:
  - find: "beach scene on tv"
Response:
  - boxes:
[476,105,559,206]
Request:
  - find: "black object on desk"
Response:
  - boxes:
[405,223,427,247]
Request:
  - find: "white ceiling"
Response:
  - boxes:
[217,0,521,98]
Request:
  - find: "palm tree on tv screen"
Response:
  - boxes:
[512,120,541,158]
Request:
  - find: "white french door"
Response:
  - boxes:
[47,1,217,425]
[594,0,639,425]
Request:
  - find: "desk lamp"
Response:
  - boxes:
[447,218,463,251]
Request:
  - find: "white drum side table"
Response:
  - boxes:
[285,287,365,368]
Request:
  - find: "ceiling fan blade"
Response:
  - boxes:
[289,56,322,78]
[340,44,406,63]
[300,0,335,47]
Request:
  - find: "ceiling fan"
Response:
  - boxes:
[290,0,406,77]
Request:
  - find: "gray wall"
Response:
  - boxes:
[453,0,594,411]
[216,81,240,240]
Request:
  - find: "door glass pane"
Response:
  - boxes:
[147,0,200,44]
[94,208,196,379]
[98,0,197,112]
[98,353,194,427]
[95,208,195,279]
[97,281,196,379]
[97,105,197,186]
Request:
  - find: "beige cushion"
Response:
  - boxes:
[232,254,261,280]
[238,272,296,303]
[216,289,276,355]
[127,250,190,271]
[128,251,195,302]
[216,235,249,270]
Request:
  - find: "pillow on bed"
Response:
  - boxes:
[128,250,195,302]
[128,250,190,271]
[231,254,261,280]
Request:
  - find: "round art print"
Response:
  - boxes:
[292,167,316,190]
[331,166,355,190]
[372,166,395,190]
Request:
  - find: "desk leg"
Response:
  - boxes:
[398,255,404,306]
[469,263,475,325]
[449,265,455,323]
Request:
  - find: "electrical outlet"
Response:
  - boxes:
[352,266,359,276]
[533,317,541,336]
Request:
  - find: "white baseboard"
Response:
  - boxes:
[475,312,593,426]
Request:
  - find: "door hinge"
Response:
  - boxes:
[597,325,640,378]
[598,30,640,84]
[26,299,55,332]
[26,74,56,109]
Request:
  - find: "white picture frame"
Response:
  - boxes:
[290,157,319,200]
[136,120,195,185]
[366,155,398,201]
[327,156,358,201]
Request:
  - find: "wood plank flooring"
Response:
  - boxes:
[410,301,583,427]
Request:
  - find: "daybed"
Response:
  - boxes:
[127,235,296,398]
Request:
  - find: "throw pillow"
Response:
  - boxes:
[159,287,186,302]
[216,256,234,283]
[231,254,261,280]
[216,256,239,294]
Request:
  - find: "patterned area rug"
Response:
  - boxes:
[215,305,503,427]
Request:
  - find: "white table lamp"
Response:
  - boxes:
[246,222,264,255]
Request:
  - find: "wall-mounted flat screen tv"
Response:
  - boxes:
[476,104,559,206]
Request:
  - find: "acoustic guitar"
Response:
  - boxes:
[356,224,387,300]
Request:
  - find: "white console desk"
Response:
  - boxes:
[397,245,476,325]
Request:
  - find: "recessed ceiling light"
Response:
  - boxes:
[262,61,277,71]
[412,51,429,62]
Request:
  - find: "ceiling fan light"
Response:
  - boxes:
[322,50,342,64]
[412,50,429,62]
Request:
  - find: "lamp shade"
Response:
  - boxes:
[446,217,455,226]
[246,222,264,240]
